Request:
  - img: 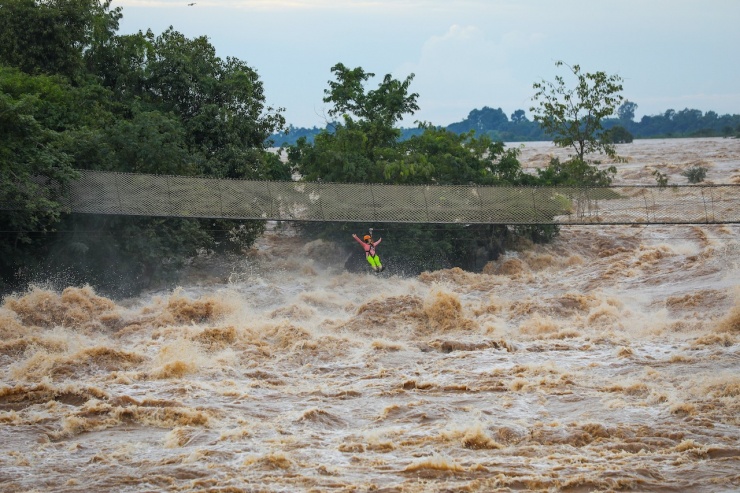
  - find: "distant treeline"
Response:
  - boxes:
[270,104,740,146]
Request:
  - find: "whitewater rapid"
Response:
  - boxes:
[1,138,739,492]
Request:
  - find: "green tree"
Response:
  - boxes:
[323,63,419,154]
[384,124,525,185]
[287,123,380,183]
[447,106,509,135]
[0,67,80,291]
[90,30,154,102]
[289,63,420,183]
[531,61,624,161]
[536,157,616,187]
[288,65,560,274]
[146,28,287,179]
[605,125,633,144]
[103,109,192,175]
[0,4,290,295]
[510,109,527,123]
[0,0,121,78]
[617,100,637,123]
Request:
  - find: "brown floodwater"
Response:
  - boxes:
[1,138,739,492]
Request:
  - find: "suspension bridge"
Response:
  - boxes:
[22,170,740,225]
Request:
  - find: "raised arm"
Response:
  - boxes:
[352,234,365,246]
[373,238,382,246]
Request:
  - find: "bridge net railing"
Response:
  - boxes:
[22,170,740,224]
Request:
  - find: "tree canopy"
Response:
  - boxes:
[0,0,289,295]
[6,1,713,288]
[530,61,624,161]
[286,64,564,274]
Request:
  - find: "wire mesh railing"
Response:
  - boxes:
[9,170,740,225]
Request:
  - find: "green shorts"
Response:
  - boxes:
[366,254,381,268]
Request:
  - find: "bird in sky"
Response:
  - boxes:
[187,2,195,5]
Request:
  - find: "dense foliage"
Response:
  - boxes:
[285,66,578,274]
[6,2,701,287]
[0,0,289,296]
[531,61,624,161]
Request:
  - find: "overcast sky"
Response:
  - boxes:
[117,0,740,128]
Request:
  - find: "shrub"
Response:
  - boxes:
[653,169,669,188]
[605,125,633,143]
[681,166,707,184]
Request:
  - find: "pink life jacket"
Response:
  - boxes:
[354,236,381,256]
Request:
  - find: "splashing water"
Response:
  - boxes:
[1,138,739,492]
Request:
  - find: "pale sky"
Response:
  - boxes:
[117,0,740,128]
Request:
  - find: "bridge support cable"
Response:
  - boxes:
[7,170,740,226]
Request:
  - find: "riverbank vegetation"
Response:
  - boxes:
[2,0,727,295]
[0,0,288,295]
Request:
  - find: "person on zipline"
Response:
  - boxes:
[352,233,384,273]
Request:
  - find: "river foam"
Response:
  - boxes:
[1,138,739,492]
